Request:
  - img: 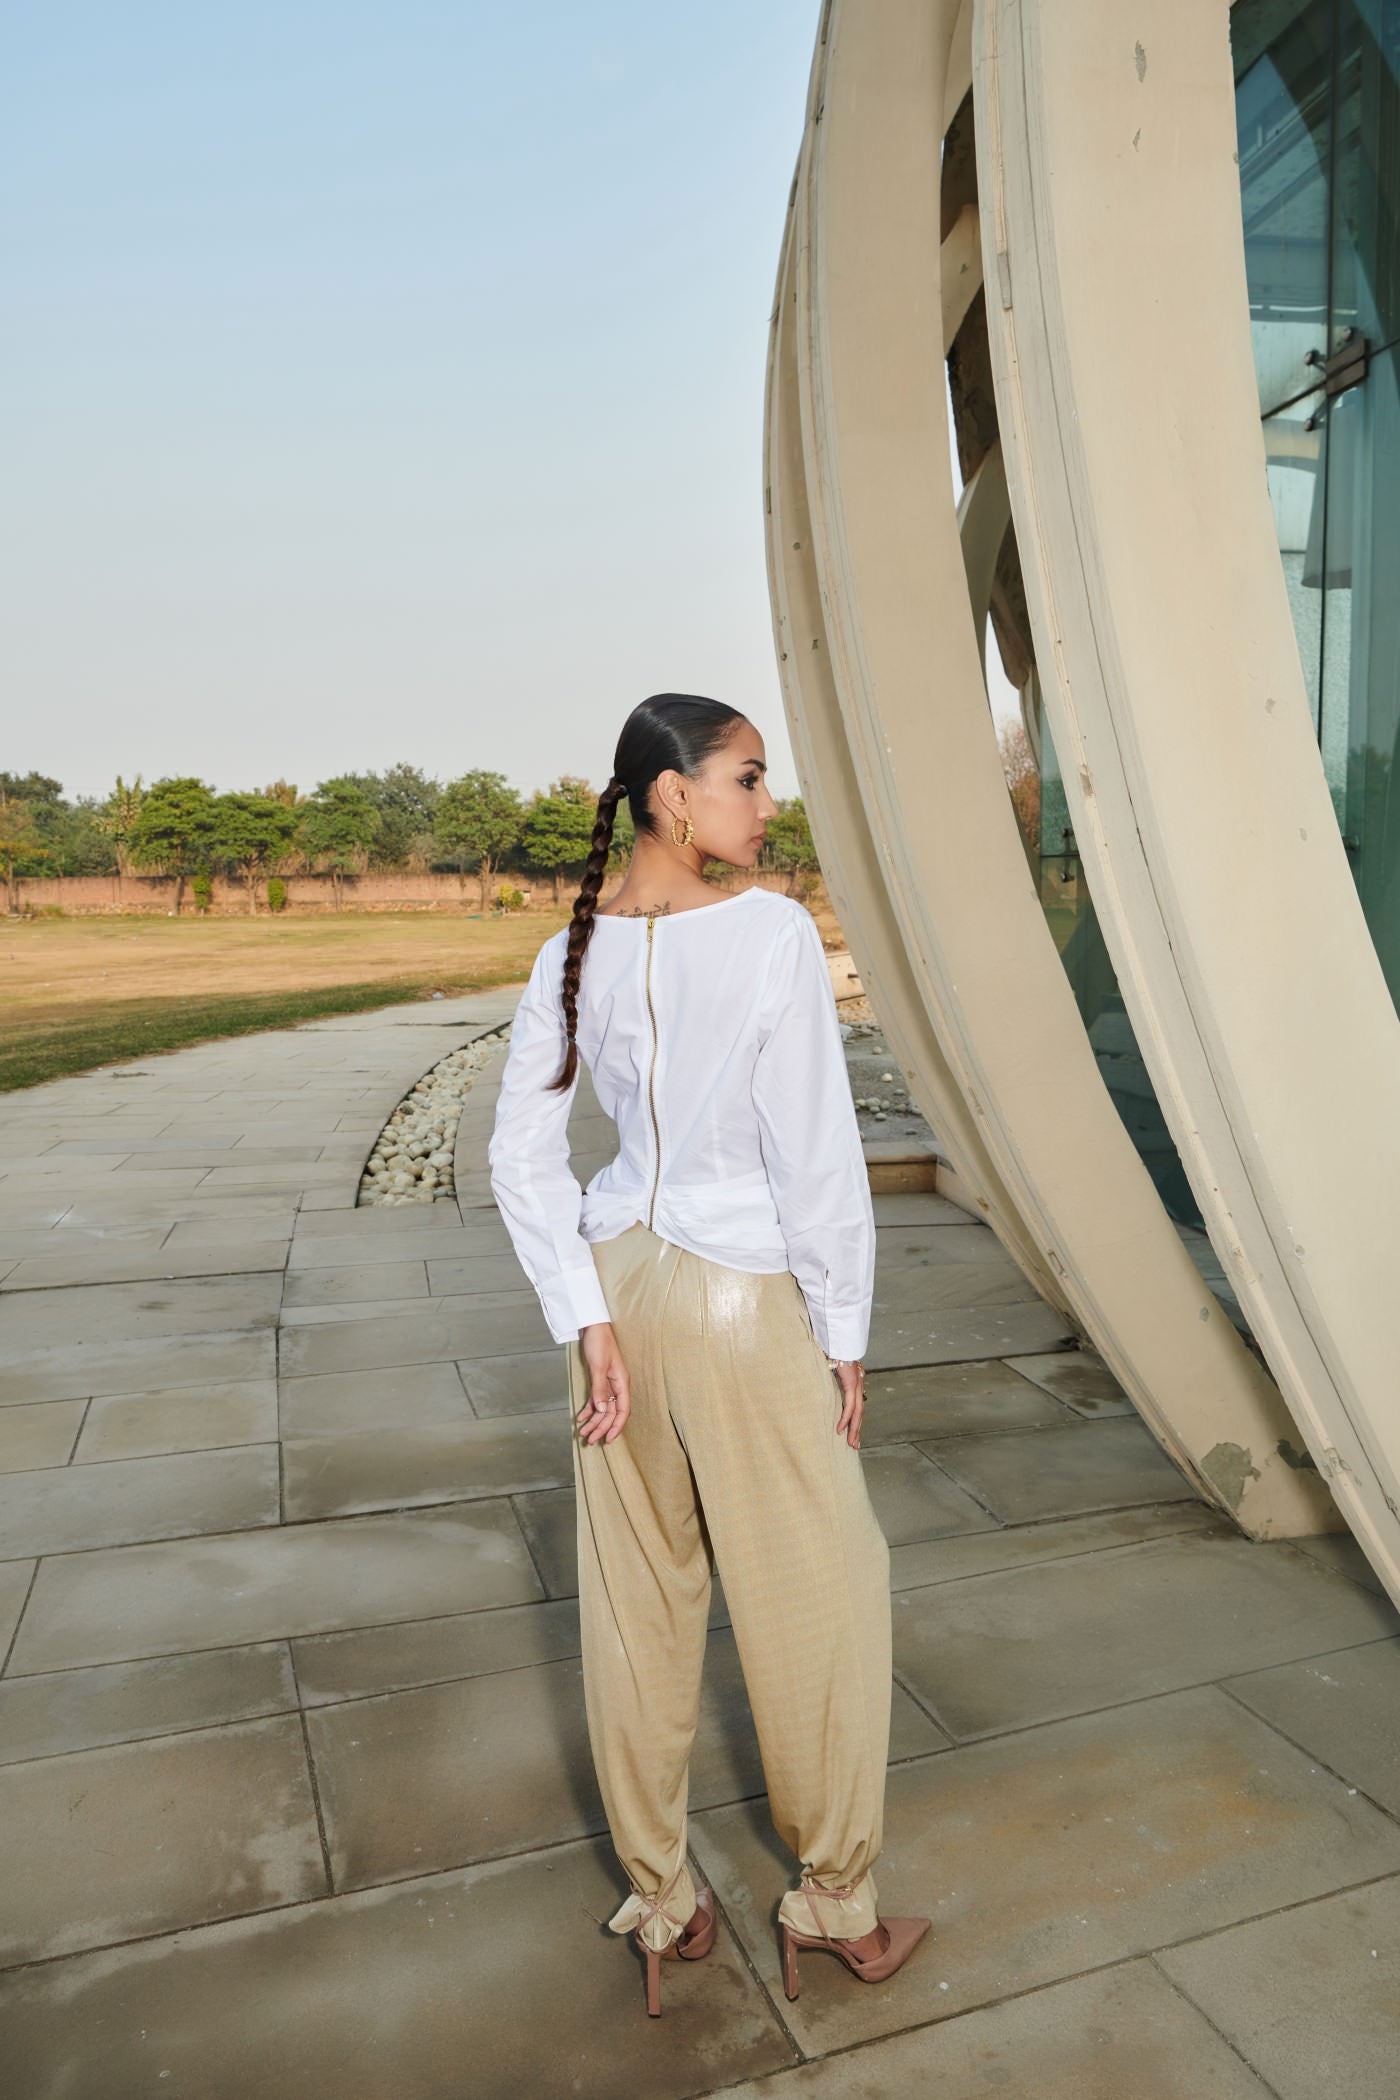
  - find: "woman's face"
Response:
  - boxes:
[683,720,782,867]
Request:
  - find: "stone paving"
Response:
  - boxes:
[1,988,1398,2097]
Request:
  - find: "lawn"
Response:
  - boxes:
[0,911,575,1092]
[2,884,831,1091]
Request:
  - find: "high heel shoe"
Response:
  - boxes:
[780,1909,930,2000]
[632,1881,717,2017]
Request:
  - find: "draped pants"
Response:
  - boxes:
[565,1220,892,1952]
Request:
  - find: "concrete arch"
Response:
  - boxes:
[765,0,1337,1542]
[973,0,1400,1602]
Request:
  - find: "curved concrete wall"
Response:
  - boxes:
[973,0,1400,1601]
[764,0,1350,1558]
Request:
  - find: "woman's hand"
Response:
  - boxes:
[574,1321,631,1445]
[830,1359,866,1449]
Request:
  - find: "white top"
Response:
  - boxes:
[486,885,876,1358]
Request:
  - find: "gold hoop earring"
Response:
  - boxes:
[669,814,694,849]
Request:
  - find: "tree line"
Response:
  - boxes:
[0,767,820,915]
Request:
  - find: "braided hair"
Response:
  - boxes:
[545,692,744,1090]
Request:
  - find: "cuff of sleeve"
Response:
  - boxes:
[811,1310,869,1361]
[543,1263,613,1343]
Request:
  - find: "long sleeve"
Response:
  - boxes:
[751,907,875,1359]
[487,938,613,1344]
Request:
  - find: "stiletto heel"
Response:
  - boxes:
[782,1922,801,2000]
[628,1876,716,2017]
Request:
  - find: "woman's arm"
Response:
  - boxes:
[751,907,876,1362]
[487,940,613,1344]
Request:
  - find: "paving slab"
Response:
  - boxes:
[281,1260,430,1307]
[281,1410,574,1521]
[276,1295,542,1377]
[892,1533,1400,1739]
[115,1148,320,1171]
[0,1238,291,1291]
[166,1211,299,1245]
[0,1560,35,1655]
[872,1191,1017,1226]
[875,1259,1034,1312]
[2,1166,209,1194]
[859,1357,1068,1440]
[459,1346,569,1416]
[75,1380,278,1460]
[8,1503,543,1673]
[0,1642,296,1764]
[0,1398,85,1471]
[425,1251,558,1297]
[1222,1632,1400,1818]
[721,1956,1274,2098]
[1289,1529,1392,1596]
[0,1837,794,2100]
[294,1596,584,1705]
[0,1224,169,1261]
[873,1220,1033,1264]
[689,1683,1400,2055]
[866,1298,1075,1369]
[0,1324,278,1406]
[198,1163,348,1191]
[920,1415,1197,1523]
[43,1135,240,1154]
[513,1484,579,1595]
[0,1444,280,1557]
[861,1443,1002,1544]
[887,1497,1233,1592]
[278,1292,447,1328]
[288,1221,511,1264]
[0,1714,326,1966]
[277,1361,471,1438]
[0,1272,282,1347]
[1006,1347,1137,1417]
[1156,1873,1400,2100]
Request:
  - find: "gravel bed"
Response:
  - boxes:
[356,1035,504,1206]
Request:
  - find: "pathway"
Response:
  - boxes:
[0,987,1397,2097]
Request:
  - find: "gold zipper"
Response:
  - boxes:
[645,912,661,1227]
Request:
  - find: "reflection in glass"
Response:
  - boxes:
[1319,344,1400,991]
[1263,395,1326,739]
[1330,0,1400,353]
[1234,0,1334,415]
[1035,710,1204,1229]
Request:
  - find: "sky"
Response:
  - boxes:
[3,1,1018,808]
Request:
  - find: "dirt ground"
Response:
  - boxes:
[2,878,842,1031]
[1,911,550,1023]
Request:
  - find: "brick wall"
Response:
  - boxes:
[10,871,801,917]
[10,872,545,916]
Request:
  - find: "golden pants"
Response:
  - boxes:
[565,1220,892,1952]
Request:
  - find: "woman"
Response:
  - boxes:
[487,693,930,2016]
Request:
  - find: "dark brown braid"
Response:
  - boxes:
[547,774,627,1090]
[544,692,745,1092]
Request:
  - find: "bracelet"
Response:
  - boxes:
[824,1354,858,1371]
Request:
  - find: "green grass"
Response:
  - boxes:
[1,972,520,1094]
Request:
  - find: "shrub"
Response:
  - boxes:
[494,884,527,913]
[191,873,213,915]
[267,877,288,913]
